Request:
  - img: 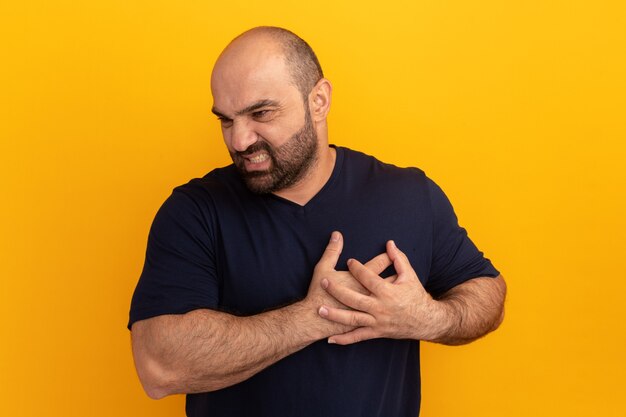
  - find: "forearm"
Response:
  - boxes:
[317,242,507,346]
[427,275,507,345]
[130,231,384,396]
[131,300,328,398]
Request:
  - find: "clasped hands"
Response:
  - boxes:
[309,231,443,345]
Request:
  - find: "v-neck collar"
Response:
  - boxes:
[266,145,344,211]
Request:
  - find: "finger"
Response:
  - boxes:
[318,305,376,327]
[387,240,412,277]
[317,231,344,271]
[386,274,398,283]
[347,259,385,294]
[324,277,375,313]
[363,252,392,276]
[328,327,379,345]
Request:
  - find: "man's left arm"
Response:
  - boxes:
[318,240,506,345]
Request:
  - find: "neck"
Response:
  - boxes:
[273,145,336,206]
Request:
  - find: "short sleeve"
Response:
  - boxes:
[425,177,499,298]
[127,189,219,329]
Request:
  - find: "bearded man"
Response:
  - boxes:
[128,26,506,417]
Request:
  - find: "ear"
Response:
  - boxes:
[308,78,332,122]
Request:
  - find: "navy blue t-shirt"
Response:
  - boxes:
[128,146,499,416]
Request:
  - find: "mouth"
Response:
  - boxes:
[247,153,270,164]
[241,151,271,172]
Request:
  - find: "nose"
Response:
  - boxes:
[229,119,258,153]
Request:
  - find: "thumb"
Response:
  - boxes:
[317,231,344,271]
[387,240,412,281]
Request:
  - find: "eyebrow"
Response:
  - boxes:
[212,99,280,119]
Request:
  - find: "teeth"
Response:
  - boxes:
[249,153,269,163]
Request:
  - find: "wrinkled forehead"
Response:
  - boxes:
[211,39,297,112]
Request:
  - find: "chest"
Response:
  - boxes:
[211,193,433,315]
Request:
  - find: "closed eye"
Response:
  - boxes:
[217,117,233,128]
[251,109,273,121]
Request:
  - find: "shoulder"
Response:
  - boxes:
[337,146,429,190]
[175,163,240,194]
[151,164,247,228]
[168,164,245,204]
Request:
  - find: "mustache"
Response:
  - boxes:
[235,141,272,157]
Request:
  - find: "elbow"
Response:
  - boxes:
[138,366,232,397]
[490,305,505,333]
[134,354,179,399]
[489,274,507,332]
[144,384,169,400]
[145,386,171,400]
[131,331,180,399]
[132,348,228,398]
[129,315,238,396]
[141,369,173,400]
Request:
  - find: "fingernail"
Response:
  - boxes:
[390,240,397,249]
[321,279,329,289]
[319,306,328,316]
[347,258,353,266]
[330,231,340,242]
[328,338,336,344]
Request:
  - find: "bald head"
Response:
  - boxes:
[215,27,324,101]
[210,27,334,200]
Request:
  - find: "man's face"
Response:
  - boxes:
[229,105,318,194]
[211,41,319,194]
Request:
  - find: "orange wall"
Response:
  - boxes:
[1,1,625,416]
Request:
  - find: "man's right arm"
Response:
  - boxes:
[131,299,326,398]
[130,232,389,399]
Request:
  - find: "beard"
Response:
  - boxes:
[230,109,319,194]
